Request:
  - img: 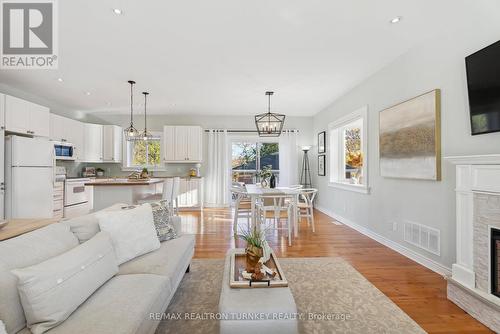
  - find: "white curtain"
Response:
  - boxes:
[205,130,230,207]
[278,130,299,187]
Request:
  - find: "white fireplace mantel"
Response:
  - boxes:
[445,154,500,165]
[445,155,500,331]
[445,154,500,288]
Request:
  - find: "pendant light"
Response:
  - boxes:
[255,91,285,137]
[124,80,139,141]
[140,92,154,141]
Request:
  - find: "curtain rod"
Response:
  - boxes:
[204,129,299,133]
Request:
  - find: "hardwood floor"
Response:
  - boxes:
[179,208,493,334]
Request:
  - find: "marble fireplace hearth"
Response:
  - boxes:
[446,155,500,332]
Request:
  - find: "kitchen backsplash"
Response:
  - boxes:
[56,161,201,178]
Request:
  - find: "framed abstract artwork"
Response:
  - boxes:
[318,131,326,153]
[318,155,326,176]
[379,89,441,180]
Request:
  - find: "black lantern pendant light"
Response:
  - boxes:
[255,91,285,137]
[124,80,139,141]
[140,92,153,141]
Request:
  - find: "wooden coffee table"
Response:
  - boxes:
[219,249,299,334]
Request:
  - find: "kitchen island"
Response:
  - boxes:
[86,178,163,211]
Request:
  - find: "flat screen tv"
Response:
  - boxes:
[466,39,500,135]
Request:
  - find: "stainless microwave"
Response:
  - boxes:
[54,142,76,160]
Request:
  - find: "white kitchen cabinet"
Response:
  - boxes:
[163,126,175,161]
[29,102,50,137]
[50,114,85,160]
[163,126,203,163]
[5,95,49,137]
[103,125,122,163]
[83,123,103,162]
[67,119,85,160]
[49,113,65,141]
[177,177,203,209]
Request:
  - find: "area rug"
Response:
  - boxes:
[155,258,426,334]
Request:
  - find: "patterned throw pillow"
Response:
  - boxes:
[150,202,177,242]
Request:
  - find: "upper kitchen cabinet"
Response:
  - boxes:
[103,125,122,163]
[5,95,49,137]
[66,119,85,160]
[163,125,203,163]
[49,114,85,160]
[83,123,103,162]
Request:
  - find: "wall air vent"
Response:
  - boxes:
[404,220,440,256]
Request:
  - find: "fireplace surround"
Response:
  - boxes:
[445,154,500,332]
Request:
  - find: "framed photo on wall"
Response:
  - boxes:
[318,155,326,176]
[318,131,326,153]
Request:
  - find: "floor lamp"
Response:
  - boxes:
[300,146,312,188]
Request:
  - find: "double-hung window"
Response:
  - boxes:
[124,132,164,170]
[328,106,369,194]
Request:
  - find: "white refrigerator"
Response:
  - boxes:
[5,135,54,219]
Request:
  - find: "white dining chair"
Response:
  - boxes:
[256,193,294,246]
[297,188,318,232]
[231,186,251,236]
[171,177,180,215]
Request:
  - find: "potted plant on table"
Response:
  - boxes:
[257,165,273,188]
[238,226,268,272]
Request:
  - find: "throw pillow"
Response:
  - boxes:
[61,203,128,243]
[11,232,118,334]
[96,203,160,264]
[150,202,177,242]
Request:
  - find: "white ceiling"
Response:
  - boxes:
[0,0,488,117]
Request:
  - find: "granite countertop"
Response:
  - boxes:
[85,178,164,186]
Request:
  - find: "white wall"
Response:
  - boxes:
[311,14,500,269]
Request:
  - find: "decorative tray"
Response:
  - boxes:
[229,249,288,288]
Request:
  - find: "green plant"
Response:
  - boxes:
[142,167,148,173]
[257,165,273,180]
[237,225,266,248]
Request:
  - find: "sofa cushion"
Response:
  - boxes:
[0,224,78,334]
[61,203,127,243]
[45,274,171,334]
[11,232,118,334]
[97,204,160,265]
[118,234,195,281]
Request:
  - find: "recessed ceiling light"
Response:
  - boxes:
[112,8,122,15]
[57,78,63,82]
[85,92,91,96]
[390,16,402,24]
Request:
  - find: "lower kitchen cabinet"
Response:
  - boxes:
[177,178,203,210]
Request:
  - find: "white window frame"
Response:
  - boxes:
[122,131,166,171]
[328,106,370,194]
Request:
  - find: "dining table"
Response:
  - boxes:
[244,184,301,237]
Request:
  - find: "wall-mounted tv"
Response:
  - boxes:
[466,40,500,135]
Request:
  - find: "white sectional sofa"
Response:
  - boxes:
[0,204,195,334]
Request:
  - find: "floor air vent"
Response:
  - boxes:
[403,221,440,256]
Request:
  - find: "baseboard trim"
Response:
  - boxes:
[315,205,452,277]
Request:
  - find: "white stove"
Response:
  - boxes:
[64,177,91,218]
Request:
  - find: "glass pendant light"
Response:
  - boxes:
[255,91,285,137]
[124,80,139,141]
[140,92,154,141]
